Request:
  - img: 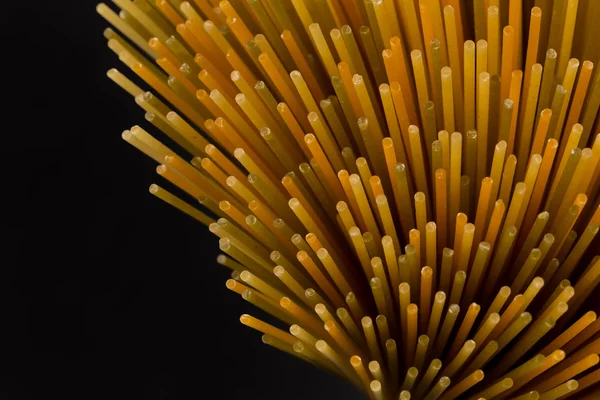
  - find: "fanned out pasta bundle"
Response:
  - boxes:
[97,0,600,398]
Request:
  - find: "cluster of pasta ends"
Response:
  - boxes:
[98,0,600,399]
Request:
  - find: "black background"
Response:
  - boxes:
[5,1,360,398]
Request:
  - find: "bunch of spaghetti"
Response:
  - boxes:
[97,0,600,398]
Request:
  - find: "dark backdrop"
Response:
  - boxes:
[5,1,359,398]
